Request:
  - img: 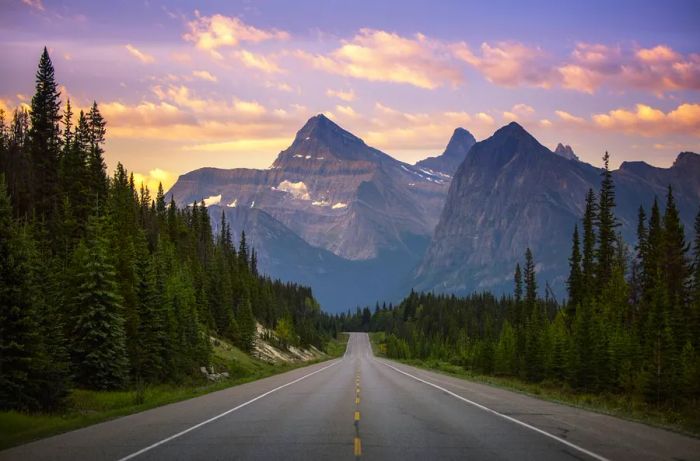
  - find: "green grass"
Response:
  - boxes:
[0,336,345,451]
[325,332,350,357]
[368,333,700,438]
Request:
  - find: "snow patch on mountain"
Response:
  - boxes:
[203,194,221,206]
[274,180,311,200]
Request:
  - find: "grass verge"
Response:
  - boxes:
[368,332,700,438]
[0,335,345,451]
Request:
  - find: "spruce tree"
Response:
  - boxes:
[29,48,62,218]
[596,152,619,289]
[70,217,129,390]
[692,208,700,349]
[661,186,691,348]
[524,248,537,310]
[567,224,583,316]
[236,293,256,352]
[0,175,40,410]
[581,188,597,298]
[514,263,523,303]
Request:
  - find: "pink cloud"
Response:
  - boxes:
[454,41,557,88]
[296,29,463,89]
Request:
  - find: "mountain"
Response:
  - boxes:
[414,122,700,298]
[415,127,476,175]
[553,143,579,161]
[168,114,450,310]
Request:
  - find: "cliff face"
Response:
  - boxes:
[415,122,700,297]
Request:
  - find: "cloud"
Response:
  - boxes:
[264,81,294,92]
[131,168,176,192]
[192,70,217,82]
[360,103,496,153]
[451,40,699,95]
[184,13,289,57]
[503,103,535,121]
[233,50,283,73]
[326,88,356,102]
[559,43,700,94]
[125,44,155,64]
[21,0,44,11]
[296,29,463,89]
[592,103,700,137]
[454,41,556,88]
[335,105,358,118]
[555,110,586,125]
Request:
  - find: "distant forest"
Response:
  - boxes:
[345,154,700,405]
[0,48,337,411]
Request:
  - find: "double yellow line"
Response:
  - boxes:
[354,370,362,458]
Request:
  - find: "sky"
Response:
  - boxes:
[1,0,699,192]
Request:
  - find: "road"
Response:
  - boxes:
[2,332,699,460]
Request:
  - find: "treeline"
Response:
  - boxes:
[0,48,333,412]
[360,153,700,404]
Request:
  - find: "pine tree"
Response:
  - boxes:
[514,263,523,303]
[581,188,597,298]
[236,293,256,352]
[133,230,166,382]
[692,208,700,349]
[29,47,62,218]
[659,186,692,381]
[86,102,108,207]
[0,175,40,410]
[524,248,537,310]
[567,224,583,317]
[239,230,249,269]
[70,217,129,390]
[596,152,619,289]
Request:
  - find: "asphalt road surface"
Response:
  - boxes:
[2,333,699,460]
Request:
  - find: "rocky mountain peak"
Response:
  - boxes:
[553,143,579,161]
[443,128,476,158]
[273,114,390,166]
[415,127,476,175]
[672,151,700,169]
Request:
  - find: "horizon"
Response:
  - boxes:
[1,0,699,191]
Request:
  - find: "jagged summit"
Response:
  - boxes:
[415,127,476,175]
[443,128,476,158]
[553,143,579,161]
[273,114,391,166]
[295,113,362,144]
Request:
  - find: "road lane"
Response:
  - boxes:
[2,332,699,460]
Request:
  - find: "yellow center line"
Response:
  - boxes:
[354,411,360,421]
[354,437,362,456]
[355,397,360,404]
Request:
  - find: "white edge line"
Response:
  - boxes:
[379,360,610,461]
[118,360,340,461]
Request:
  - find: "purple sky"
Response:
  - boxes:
[1,0,699,191]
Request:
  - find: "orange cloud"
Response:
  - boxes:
[503,103,535,121]
[132,168,176,192]
[184,13,289,57]
[125,44,155,64]
[233,50,283,73]
[555,110,586,125]
[192,70,217,82]
[592,103,700,136]
[296,29,463,89]
[326,88,356,102]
